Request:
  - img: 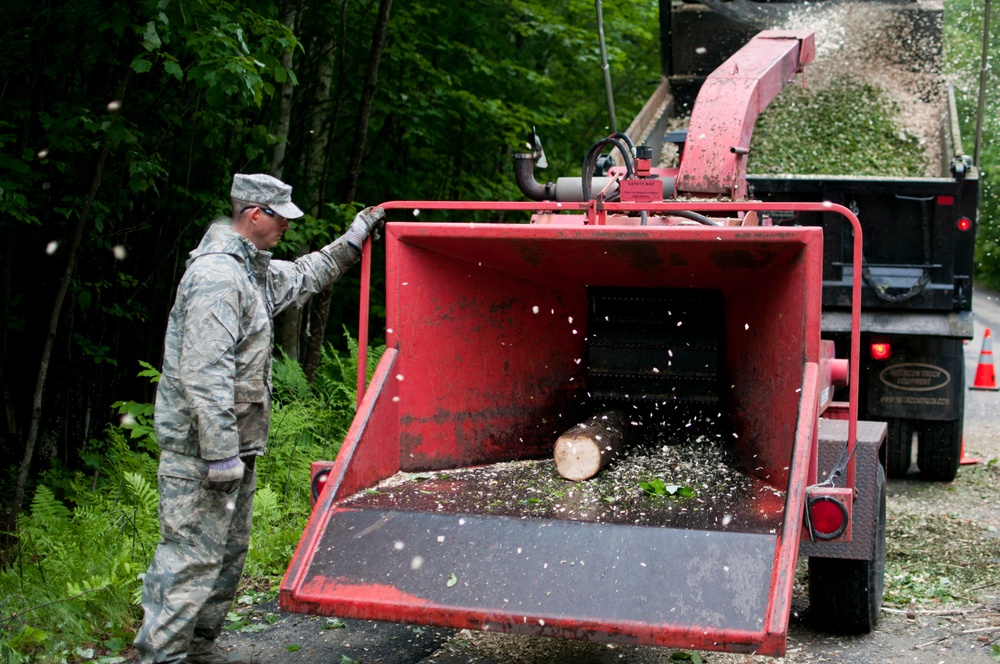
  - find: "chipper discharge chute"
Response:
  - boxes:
[281,30,886,657]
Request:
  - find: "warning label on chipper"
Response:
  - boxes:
[619,178,662,203]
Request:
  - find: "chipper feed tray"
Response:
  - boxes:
[281,209,851,656]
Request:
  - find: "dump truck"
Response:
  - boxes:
[281,29,892,657]
[622,0,980,483]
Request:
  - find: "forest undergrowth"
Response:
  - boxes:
[0,335,382,663]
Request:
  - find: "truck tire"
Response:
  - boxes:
[917,418,962,481]
[884,418,913,478]
[916,358,965,482]
[807,466,886,634]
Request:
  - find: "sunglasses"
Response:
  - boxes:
[241,205,277,217]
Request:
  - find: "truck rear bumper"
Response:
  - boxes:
[822,310,972,339]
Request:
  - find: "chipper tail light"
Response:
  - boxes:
[804,486,853,541]
[310,461,335,506]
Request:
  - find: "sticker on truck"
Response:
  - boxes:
[878,363,951,392]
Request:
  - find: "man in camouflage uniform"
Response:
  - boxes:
[134,174,384,664]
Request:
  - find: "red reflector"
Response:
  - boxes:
[311,468,332,502]
[810,497,848,539]
[937,195,954,206]
[957,217,972,231]
[870,342,892,360]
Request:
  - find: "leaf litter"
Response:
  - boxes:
[884,462,1000,606]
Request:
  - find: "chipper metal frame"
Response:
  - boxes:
[280,198,877,657]
[282,29,887,657]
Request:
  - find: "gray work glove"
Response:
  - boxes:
[203,455,245,493]
[343,206,386,252]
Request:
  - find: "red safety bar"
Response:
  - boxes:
[358,200,862,488]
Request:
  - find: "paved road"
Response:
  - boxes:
[965,286,1000,459]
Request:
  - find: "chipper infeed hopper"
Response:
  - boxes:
[282,30,885,656]
[281,199,874,656]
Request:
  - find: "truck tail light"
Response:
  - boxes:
[870,341,892,360]
[957,217,972,231]
[807,496,849,540]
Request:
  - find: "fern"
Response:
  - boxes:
[123,472,158,515]
[272,348,313,401]
[0,366,163,661]
[28,485,72,525]
[1,339,382,661]
[252,485,281,526]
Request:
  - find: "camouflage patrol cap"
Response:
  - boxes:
[231,173,304,219]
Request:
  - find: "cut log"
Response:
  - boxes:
[554,410,633,481]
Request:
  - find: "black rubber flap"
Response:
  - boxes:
[300,508,776,635]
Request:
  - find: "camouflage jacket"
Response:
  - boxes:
[155,221,359,462]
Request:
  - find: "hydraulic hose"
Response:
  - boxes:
[611,132,635,153]
[582,136,634,201]
[671,210,722,226]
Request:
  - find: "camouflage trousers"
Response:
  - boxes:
[133,457,257,663]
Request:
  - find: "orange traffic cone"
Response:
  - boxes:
[970,328,999,391]
[960,437,982,465]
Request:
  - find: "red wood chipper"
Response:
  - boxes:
[281,31,887,657]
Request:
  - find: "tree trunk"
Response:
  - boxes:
[271,3,301,360]
[321,0,352,211]
[10,72,131,523]
[270,4,297,180]
[305,0,391,381]
[305,0,348,213]
[553,410,634,481]
[302,289,333,382]
[299,5,348,382]
[341,0,392,202]
[284,2,348,372]
[0,226,14,429]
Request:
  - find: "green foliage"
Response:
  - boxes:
[371,0,661,208]
[0,0,665,488]
[246,483,297,579]
[669,652,704,663]
[247,334,384,580]
[110,361,161,455]
[1,343,369,660]
[944,0,1000,291]
[0,0,303,488]
[639,479,696,498]
[749,77,928,177]
[0,430,160,662]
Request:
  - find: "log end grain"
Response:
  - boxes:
[553,436,604,481]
